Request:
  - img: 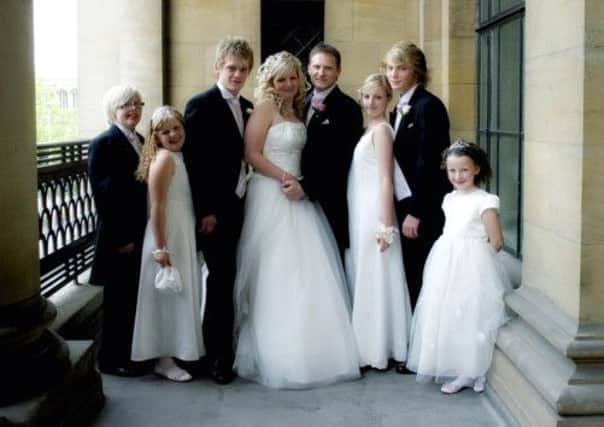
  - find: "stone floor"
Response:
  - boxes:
[92,370,508,427]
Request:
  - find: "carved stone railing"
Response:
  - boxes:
[37,141,96,297]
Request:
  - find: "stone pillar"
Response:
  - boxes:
[488,1,604,425]
[166,0,260,111]
[324,0,421,98]
[78,0,164,139]
[0,0,70,405]
[418,0,476,141]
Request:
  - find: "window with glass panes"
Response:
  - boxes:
[477,0,524,257]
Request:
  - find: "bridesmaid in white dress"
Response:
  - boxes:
[346,74,412,370]
[233,51,360,389]
[131,106,205,382]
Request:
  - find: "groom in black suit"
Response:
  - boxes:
[283,43,363,260]
[183,37,254,384]
[385,42,451,317]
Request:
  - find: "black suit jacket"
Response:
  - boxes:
[88,124,148,286]
[391,86,451,235]
[301,85,363,250]
[183,85,253,222]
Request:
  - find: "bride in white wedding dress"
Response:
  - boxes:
[233,51,360,389]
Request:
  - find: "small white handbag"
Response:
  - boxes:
[154,266,183,294]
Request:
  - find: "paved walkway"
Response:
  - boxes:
[93,370,508,427]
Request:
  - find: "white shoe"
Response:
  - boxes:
[473,376,486,393]
[440,376,473,394]
[154,357,192,383]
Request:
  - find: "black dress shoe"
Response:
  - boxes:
[211,360,235,385]
[99,364,148,377]
[394,362,414,375]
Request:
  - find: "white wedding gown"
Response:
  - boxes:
[233,121,361,388]
[346,122,412,369]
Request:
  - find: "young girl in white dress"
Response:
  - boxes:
[346,74,412,370]
[407,140,510,394]
[131,106,205,382]
[233,51,360,389]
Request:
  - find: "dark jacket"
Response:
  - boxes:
[183,85,253,222]
[391,86,451,235]
[88,124,147,286]
[301,85,364,251]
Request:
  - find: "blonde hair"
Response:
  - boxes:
[254,51,306,119]
[136,106,185,182]
[383,42,429,86]
[102,84,142,125]
[358,73,393,105]
[215,36,254,70]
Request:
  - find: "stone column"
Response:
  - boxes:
[78,0,164,138]
[419,0,476,141]
[0,0,69,405]
[488,1,604,425]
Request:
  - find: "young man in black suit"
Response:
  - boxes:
[385,42,452,316]
[283,42,363,261]
[183,37,254,384]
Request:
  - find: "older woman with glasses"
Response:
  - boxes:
[88,84,149,377]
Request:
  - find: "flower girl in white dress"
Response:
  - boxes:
[407,140,510,394]
[131,106,205,382]
[346,74,412,370]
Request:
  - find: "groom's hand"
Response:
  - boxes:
[199,214,217,235]
[402,214,420,239]
[282,179,306,201]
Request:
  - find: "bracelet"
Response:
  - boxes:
[376,223,398,245]
[152,247,170,256]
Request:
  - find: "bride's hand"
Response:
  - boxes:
[282,178,306,201]
[280,171,295,183]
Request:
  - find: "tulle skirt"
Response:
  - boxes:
[233,174,360,388]
[406,235,510,382]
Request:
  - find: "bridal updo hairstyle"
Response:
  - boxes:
[383,42,429,87]
[442,139,493,186]
[254,51,306,120]
[358,73,393,104]
[136,105,185,182]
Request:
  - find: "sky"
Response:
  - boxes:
[33,0,77,82]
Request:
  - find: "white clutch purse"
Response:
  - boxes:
[154,266,183,294]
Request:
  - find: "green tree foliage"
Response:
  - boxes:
[35,80,78,143]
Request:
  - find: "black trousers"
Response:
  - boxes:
[98,244,142,368]
[199,205,244,367]
[396,204,444,311]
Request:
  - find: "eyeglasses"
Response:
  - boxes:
[119,101,145,110]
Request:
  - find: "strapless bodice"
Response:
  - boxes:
[263,121,306,177]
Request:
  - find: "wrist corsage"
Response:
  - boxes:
[152,247,170,258]
[376,223,398,245]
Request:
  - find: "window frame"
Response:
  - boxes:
[476,1,525,257]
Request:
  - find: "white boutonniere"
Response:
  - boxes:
[245,107,254,114]
[321,118,330,125]
[398,104,411,116]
